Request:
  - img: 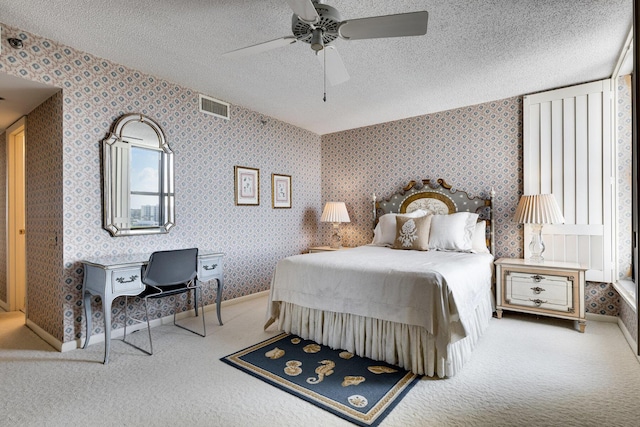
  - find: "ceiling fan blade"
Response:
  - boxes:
[222,36,297,58]
[285,0,319,23]
[338,11,428,40]
[316,46,349,86]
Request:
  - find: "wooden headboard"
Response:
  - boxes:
[373,179,495,254]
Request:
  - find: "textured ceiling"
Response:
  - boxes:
[0,0,633,135]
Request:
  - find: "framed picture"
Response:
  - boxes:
[272,173,292,209]
[234,166,260,205]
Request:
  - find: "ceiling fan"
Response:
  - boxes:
[223,0,428,99]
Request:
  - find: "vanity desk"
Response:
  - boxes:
[82,250,224,364]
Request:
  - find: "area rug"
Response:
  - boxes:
[221,333,420,426]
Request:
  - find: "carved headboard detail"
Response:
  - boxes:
[373,179,495,254]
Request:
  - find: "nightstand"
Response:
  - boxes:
[308,246,350,253]
[495,258,587,332]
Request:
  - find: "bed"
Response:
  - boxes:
[265,179,495,377]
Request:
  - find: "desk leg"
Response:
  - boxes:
[216,278,223,326]
[103,297,113,365]
[83,292,92,349]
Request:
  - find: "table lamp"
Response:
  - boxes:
[514,194,564,262]
[321,202,350,249]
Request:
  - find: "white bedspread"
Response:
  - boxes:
[267,245,493,355]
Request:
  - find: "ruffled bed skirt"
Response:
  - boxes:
[274,291,493,378]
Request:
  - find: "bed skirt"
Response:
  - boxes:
[272,291,493,378]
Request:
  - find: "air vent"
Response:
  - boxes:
[199,94,230,120]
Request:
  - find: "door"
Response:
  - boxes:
[7,118,26,312]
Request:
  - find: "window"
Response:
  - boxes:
[129,146,162,228]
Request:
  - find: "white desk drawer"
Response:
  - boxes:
[198,255,223,281]
[505,271,574,314]
[111,268,144,294]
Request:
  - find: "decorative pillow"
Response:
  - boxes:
[393,214,433,250]
[428,212,479,251]
[471,221,490,253]
[371,209,427,246]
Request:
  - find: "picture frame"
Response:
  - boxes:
[234,166,260,206]
[272,173,292,209]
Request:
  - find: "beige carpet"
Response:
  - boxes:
[1,295,639,427]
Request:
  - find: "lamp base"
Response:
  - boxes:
[528,224,545,263]
[329,223,342,249]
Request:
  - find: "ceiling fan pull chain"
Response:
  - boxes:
[323,48,327,102]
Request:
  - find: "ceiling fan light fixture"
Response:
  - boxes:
[310,29,324,51]
[8,37,23,49]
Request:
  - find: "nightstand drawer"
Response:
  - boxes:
[495,258,586,331]
[505,271,574,313]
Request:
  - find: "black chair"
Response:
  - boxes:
[123,248,205,355]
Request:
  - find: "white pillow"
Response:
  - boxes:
[471,220,490,253]
[429,212,479,251]
[372,209,428,246]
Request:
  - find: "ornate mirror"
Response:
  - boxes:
[103,113,174,236]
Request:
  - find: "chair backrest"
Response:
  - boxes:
[142,248,198,288]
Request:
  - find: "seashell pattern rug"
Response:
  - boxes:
[221,333,420,426]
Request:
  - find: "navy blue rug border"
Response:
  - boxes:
[220,333,421,427]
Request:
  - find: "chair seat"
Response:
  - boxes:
[139,283,196,299]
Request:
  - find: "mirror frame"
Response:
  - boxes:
[102,113,175,236]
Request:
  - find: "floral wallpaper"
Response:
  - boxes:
[0,23,321,343]
[616,74,636,341]
[320,98,524,258]
[25,91,64,338]
[0,21,629,346]
[620,297,637,345]
[617,75,633,280]
[320,96,621,317]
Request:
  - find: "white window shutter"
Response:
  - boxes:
[523,79,613,282]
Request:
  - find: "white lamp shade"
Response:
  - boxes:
[321,202,350,223]
[514,194,565,224]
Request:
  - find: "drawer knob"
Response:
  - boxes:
[115,275,138,284]
[530,298,547,306]
[531,274,545,283]
[203,264,218,271]
[530,286,546,294]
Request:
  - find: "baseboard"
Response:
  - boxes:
[616,317,640,363]
[23,291,640,365]
[586,313,640,364]
[63,290,271,352]
[26,319,64,352]
[585,312,618,323]
[68,315,166,350]
[216,290,269,307]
